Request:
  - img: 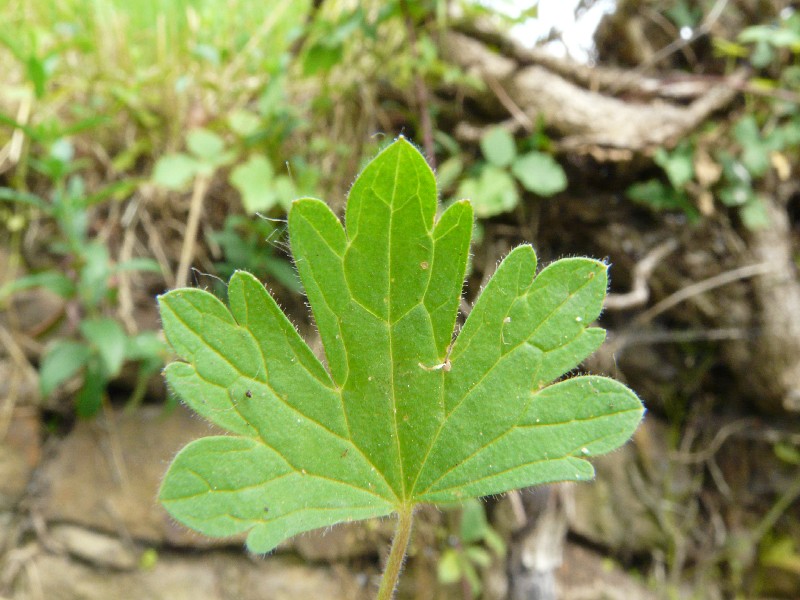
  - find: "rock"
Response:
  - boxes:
[508,486,569,600]
[293,519,389,562]
[0,510,15,551]
[481,557,510,600]
[557,542,658,600]
[0,360,40,410]
[33,405,241,547]
[0,288,66,340]
[12,549,372,600]
[50,524,138,570]
[32,404,398,558]
[0,406,41,509]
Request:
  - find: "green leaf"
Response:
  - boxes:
[666,1,702,29]
[0,271,75,300]
[761,536,800,574]
[480,127,516,167]
[436,157,463,191]
[734,116,771,177]
[27,55,47,99]
[773,442,800,465]
[76,357,106,417]
[511,151,568,196]
[458,166,519,218]
[465,545,492,568]
[460,498,488,544]
[229,155,278,214]
[50,139,74,164]
[192,43,221,65]
[719,183,754,207]
[750,40,775,68]
[0,187,46,208]
[713,38,749,59]
[78,242,112,308]
[739,23,800,48]
[461,555,482,595]
[80,317,128,378]
[739,197,770,230]
[113,257,162,274]
[125,330,167,365]
[228,110,262,137]
[302,42,343,75]
[152,153,200,190]
[273,176,298,212]
[187,128,226,161]
[738,25,774,44]
[84,179,142,208]
[159,138,643,553]
[654,145,694,189]
[483,526,506,557]
[437,549,463,584]
[627,179,698,220]
[40,340,91,397]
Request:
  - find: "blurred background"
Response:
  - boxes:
[1,0,799,598]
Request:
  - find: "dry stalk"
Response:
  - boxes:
[175,175,211,289]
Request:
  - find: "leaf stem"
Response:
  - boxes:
[376,505,415,600]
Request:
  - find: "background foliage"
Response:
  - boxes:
[2,0,800,598]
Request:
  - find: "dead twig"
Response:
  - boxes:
[442,31,739,155]
[485,74,534,133]
[751,469,800,543]
[507,489,527,530]
[98,403,129,488]
[605,239,679,310]
[0,324,38,438]
[669,418,756,464]
[117,197,140,334]
[635,261,776,325]
[175,174,210,289]
[1,543,41,600]
[610,327,751,348]
[139,200,175,286]
[0,93,31,174]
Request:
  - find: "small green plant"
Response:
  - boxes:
[452,126,567,217]
[152,115,317,216]
[437,498,505,597]
[625,114,800,229]
[626,142,701,221]
[152,123,299,215]
[736,11,800,69]
[151,117,318,288]
[0,138,164,416]
[636,8,800,230]
[157,138,643,597]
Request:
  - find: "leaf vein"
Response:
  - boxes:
[419,404,640,495]
[168,306,266,383]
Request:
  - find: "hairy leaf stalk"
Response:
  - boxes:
[377,505,415,600]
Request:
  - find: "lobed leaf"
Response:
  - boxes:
[159,137,644,553]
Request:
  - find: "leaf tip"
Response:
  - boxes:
[384,134,429,164]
